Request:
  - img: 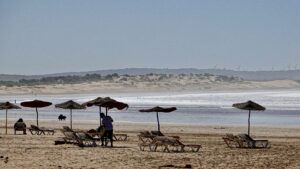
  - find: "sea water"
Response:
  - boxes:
[0,90,300,126]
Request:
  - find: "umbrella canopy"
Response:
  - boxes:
[83,97,111,125]
[232,100,266,136]
[83,97,128,125]
[96,99,129,112]
[21,99,52,127]
[83,97,111,107]
[0,102,21,134]
[139,106,177,131]
[55,100,85,129]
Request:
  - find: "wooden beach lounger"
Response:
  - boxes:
[222,134,244,148]
[29,125,55,135]
[60,130,97,147]
[151,136,201,153]
[223,133,270,148]
[238,134,270,148]
[62,126,128,141]
[113,134,128,141]
[138,134,201,153]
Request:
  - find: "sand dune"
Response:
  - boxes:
[0,76,300,95]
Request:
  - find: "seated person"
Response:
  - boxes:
[14,118,27,135]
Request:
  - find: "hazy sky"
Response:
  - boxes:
[1,0,300,75]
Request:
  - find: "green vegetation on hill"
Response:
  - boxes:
[0,73,242,87]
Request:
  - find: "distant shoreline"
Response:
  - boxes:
[1,76,300,96]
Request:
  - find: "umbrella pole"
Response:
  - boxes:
[248,110,251,136]
[156,112,160,132]
[106,107,108,116]
[99,107,102,126]
[70,109,72,129]
[5,109,8,135]
[36,107,39,127]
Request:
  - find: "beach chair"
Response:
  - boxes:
[151,136,201,153]
[113,134,128,141]
[138,131,157,151]
[151,130,180,140]
[60,130,97,147]
[238,134,270,148]
[60,131,79,144]
[138,131,180,143]
[29,125,55,135]
[62,126,74,132]
[75,132,97,147]
[222,134,244,148]
[138,131,182,151]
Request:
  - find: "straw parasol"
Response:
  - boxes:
[83,97,111,125]
[139,106,177,131]
[55,100,85,129]
[232,100,266,136]
[21,100,52,127]
[97,98,128,115]
[0,102,21,134]
[84,97,128,125]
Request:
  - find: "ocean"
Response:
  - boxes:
[1,90,300,126]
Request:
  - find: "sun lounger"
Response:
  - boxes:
[222,134,244,148]
[223,133,270,148]
[113,134,128,141]
[151,131,180,140]
[238,134,270,148]
[29,125,55,135]
[62,126,127,141]
[138,131,179,151]
[60,130,97,147]
[152,136,201,153]
[138,131,180,144]
[60,131,79,144]
[62,126,74,132]
[138,134,201,153]
[75,132,97,147]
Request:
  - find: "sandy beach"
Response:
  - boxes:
[0,88,299,169]
[0,120,299,169]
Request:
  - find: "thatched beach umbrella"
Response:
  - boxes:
[84,97,128,125]
[21,100,52,127]
[97,98,128,115]
[232,100,266,136]
[139,106,177,132]
[0,102,21,134]
[55,100,85,129]
[83,97,111,125]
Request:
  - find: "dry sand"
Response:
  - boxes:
[0,120,299,169]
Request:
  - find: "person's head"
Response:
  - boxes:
[17,118,23,122]
[100,113,105,118]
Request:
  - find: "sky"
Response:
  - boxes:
[1,0,300,75]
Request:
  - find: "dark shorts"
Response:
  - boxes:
[101,130,113,142]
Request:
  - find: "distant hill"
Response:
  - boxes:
[1,68,300,81]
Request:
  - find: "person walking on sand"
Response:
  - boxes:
[100,113,114,147]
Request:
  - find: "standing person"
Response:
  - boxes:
[100,113,114,147]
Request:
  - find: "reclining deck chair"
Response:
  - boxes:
[222,134,244,148]
[60,130,97,147]
[29,125,55,135]
[238,134,270,148]
[151,136,201,153]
